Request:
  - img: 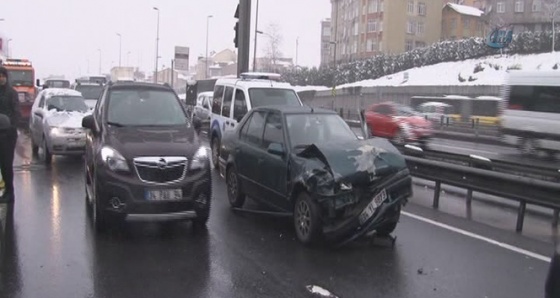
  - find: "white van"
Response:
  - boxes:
[209,72,304,168]
[500,71,560,155]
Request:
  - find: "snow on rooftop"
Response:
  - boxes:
[446,3,484,17]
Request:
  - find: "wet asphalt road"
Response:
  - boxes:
[0,131,555,298]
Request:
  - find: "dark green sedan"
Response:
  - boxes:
[218,106,412,246]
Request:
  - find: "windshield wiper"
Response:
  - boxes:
[107,121,126,127]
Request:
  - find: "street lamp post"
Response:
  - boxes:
[127,51,131,66]
[116,33,122,67]
[153,7,160,83]
[206,15,213,79]
[252,0,260,72]
[295,37,299,67]
[7,38,12,58]
[97,49,102,74]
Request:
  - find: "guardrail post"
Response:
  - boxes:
[516,200,527,232]
[446,116,450,127]
[466,189,473,207]
[440,115,444,128]
[433,181,441,209]
[553,209,559,227]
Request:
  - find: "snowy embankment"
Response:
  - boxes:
[292,52,560,92]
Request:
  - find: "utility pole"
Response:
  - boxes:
[237,0,251,76]
[153,7,160,83]
[171,59,174,88]
[295,37,299,67]
[253,0,260,71]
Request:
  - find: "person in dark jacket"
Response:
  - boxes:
[0,66,20,203]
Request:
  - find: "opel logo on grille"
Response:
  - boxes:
[157,158,168,169]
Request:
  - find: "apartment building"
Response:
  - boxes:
[320,19,333,66]
[442,2,487,40]
[483,0,556,33]
[329,0,443,63]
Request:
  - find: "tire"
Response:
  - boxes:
[91,174,109,233]
[193,190,212,229]
[211,136,220,169]
[31,137,39,156]
[376,204,401,236]
[226,166,245,208]
[40,136,52,164]
[294,192,322,245]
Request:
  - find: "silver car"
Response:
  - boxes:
[29,88,91,163]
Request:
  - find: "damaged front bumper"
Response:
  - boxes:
[317,169,413,246]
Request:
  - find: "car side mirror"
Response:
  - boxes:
[267,143,284,156]
[82,114,95,131]
[193,117,202,135]
[47,104,59,111]
[36,79,41,87]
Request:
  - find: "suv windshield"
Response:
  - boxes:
[75,85,104,99]
[46,96,89,113]
[107,88,188,126]
[287,113,357,148]
[248,88,301,108]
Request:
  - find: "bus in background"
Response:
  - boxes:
[0,58,37,123]
[500,71,560,156]
[410,95,504,125]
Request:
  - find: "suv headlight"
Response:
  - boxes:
[50,127,62,136]
[191,146,208,169]
[100,146,130,172]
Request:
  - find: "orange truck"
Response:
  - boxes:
[0,58,37,123]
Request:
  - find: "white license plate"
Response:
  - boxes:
[145,189,183,201]
[68,141,85,147]
[358,189,388,224]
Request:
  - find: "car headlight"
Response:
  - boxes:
[50,127,62,135]
[100,146,130,172]
[191,146,208,169]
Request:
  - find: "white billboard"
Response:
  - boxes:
[174,46,190,71]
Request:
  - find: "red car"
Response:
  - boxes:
[365,102,434,145]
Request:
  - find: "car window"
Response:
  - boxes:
[287,113,357,148]
[38,94,46,108]
[212,86,224,114]
[222,86,234,117]
[373,105,392,115]
[233,89,248,121]
[248,88,301,108]
[243,110,266,146]
[45,96,89,113]
[107,88,187,126]
[262,112,284,149]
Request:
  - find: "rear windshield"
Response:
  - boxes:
[75,85,104,100]
[248,88,301,108]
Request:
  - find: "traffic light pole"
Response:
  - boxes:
[237,0,251,77]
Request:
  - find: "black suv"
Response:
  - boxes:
[81,81,211,232]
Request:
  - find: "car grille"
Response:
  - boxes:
[133,156,188,184]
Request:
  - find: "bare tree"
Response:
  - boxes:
[261,23,283,72]
[543,0,560,51]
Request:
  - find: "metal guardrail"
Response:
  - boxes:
[398,145,560,183]
[403,151,560,232]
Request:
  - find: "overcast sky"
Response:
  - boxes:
[0,0,330,80]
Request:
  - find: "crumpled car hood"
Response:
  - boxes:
[294,137,406,192]
[46,111,90,128]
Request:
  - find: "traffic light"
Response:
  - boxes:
[234,4,240,48]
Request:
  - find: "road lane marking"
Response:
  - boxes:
[402,211,552,263]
